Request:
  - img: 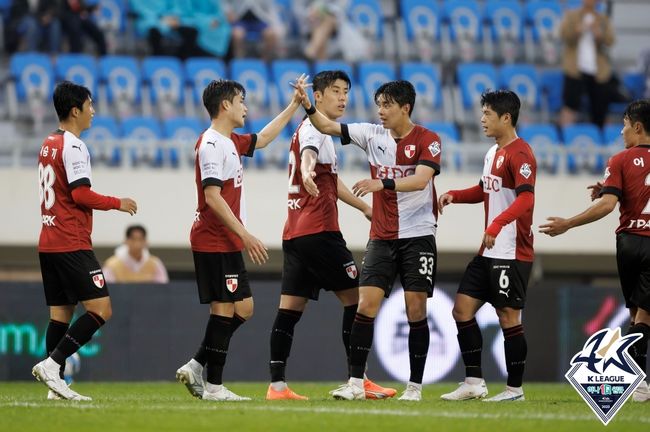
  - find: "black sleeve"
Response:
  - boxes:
[202,178,224,189]
[600,186,622,199]
[69,178,91,190]
[340,124,352,145]
[244,134,257,158]
[515,184,534,195]
[300,145,319,156]
[417,160,441,175]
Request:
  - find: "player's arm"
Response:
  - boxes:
[203,185,268,264]
[337,177,372,221]
[539,194,618,237]
[294,80,342,137]
[71,185,137,215]
[300,148,319,197]
[351,164,436,197]
[438,182,484,214]
[483,191,534,249]
[254,82,305,149]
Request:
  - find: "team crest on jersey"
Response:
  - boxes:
[404,145,416,159]
[428,141,441,158]
[345,264,358,279]
[226,277,238,293]
[603,167,611,181]
[566,327,646,425]
[92,274,105,289]
[496,155,505,169]
[519,163,532,179]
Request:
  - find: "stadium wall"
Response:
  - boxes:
[0,280,627,383]
[0,168,618,253]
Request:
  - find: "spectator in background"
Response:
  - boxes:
[224,0,284,61]
[294,0,343,61]
[559,0,615,128]
[103,225,169,284]
[59,0,107,55]
[130,0,229,59]
[5,0,61,54]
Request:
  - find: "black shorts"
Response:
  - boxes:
[39,250,109,306]
[616,232,650,311]
[360,235,436,298]
[193,251,252,304]
[282,231,359,301]
[458,255,532,309]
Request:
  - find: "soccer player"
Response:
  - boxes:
[439,90,536,402]
[266,70,396,401]
[539,99,650,403]
[295,79,442,401]
[32,81,138,401]
[175,78,306,401]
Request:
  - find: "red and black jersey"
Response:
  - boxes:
[601,144,650,237]
[190,128,257,253]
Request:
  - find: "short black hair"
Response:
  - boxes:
[480,90,521,127]
[202,79,246,119]
[623,99,650,133]
[126,225,147,239]
[53,81,91,121]
[312,70,351,94]
[374,80,416,116]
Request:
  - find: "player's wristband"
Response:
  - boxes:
[381,179,395,190]
[304,105,316,115]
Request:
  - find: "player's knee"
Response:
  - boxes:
[452,305,472,322]
[496,313,519,329]
[357,299,380,317]
[93,305,112,322]
[405,302,426,322]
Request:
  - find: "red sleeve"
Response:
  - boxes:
[509,150,536,194]
[231,133,257,157]
[416,131,441,175]
[71,186,121,211]
[448,184,483,204]
[485,191,534,237]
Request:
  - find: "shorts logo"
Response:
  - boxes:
[519,163,532,179]
[226,277,238,293]
[404,145,416,159]
[495,155,504,169]
[428,141,441,158]
[565,327,646,425]
[345,264,358,279]
[92,274,105,289]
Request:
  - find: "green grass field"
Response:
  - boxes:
[1,382,647,431]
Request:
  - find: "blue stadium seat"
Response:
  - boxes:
[99,55,142,117]
[424,121,461,171]
[230,59,270,110]
[499,64,540,110]
[184,57,227,104]
[55,54,99,96]
[485,0,524,62]
[9,52,54,102]
[519,124,561,173]
[562,124,605,174]
[400,62,442,111]
[540,69,564,113]
[82,115,122,166]
[443,0,482,41]
[526,1,562,43]
[163,117,205,167]
[121,116,167,167]
[622,72,645,100]
[603,124,623,148]
[244,117,285,168]
[358,62,396,110]
[400,0,441,42]
[141,56,185,118]
[456,63,498,110]
[347,0,384,39]
[271,59,310,106]
[93,0,127,32]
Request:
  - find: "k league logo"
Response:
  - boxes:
[566,327,645,425]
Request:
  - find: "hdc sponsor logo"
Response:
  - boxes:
[372,164,415,179]
[482,174,502,193]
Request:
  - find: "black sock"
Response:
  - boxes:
[269,308,303,382]
[627,322,650,374]
[194,314,248,367]
[46,319,69,379]
[205,314,233,385]
[342,304,358,363]
[50,312,105,366]
[408,318,430,384]
[457,318,483,378]
[349,313,374,379]
[503,324,527,388]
